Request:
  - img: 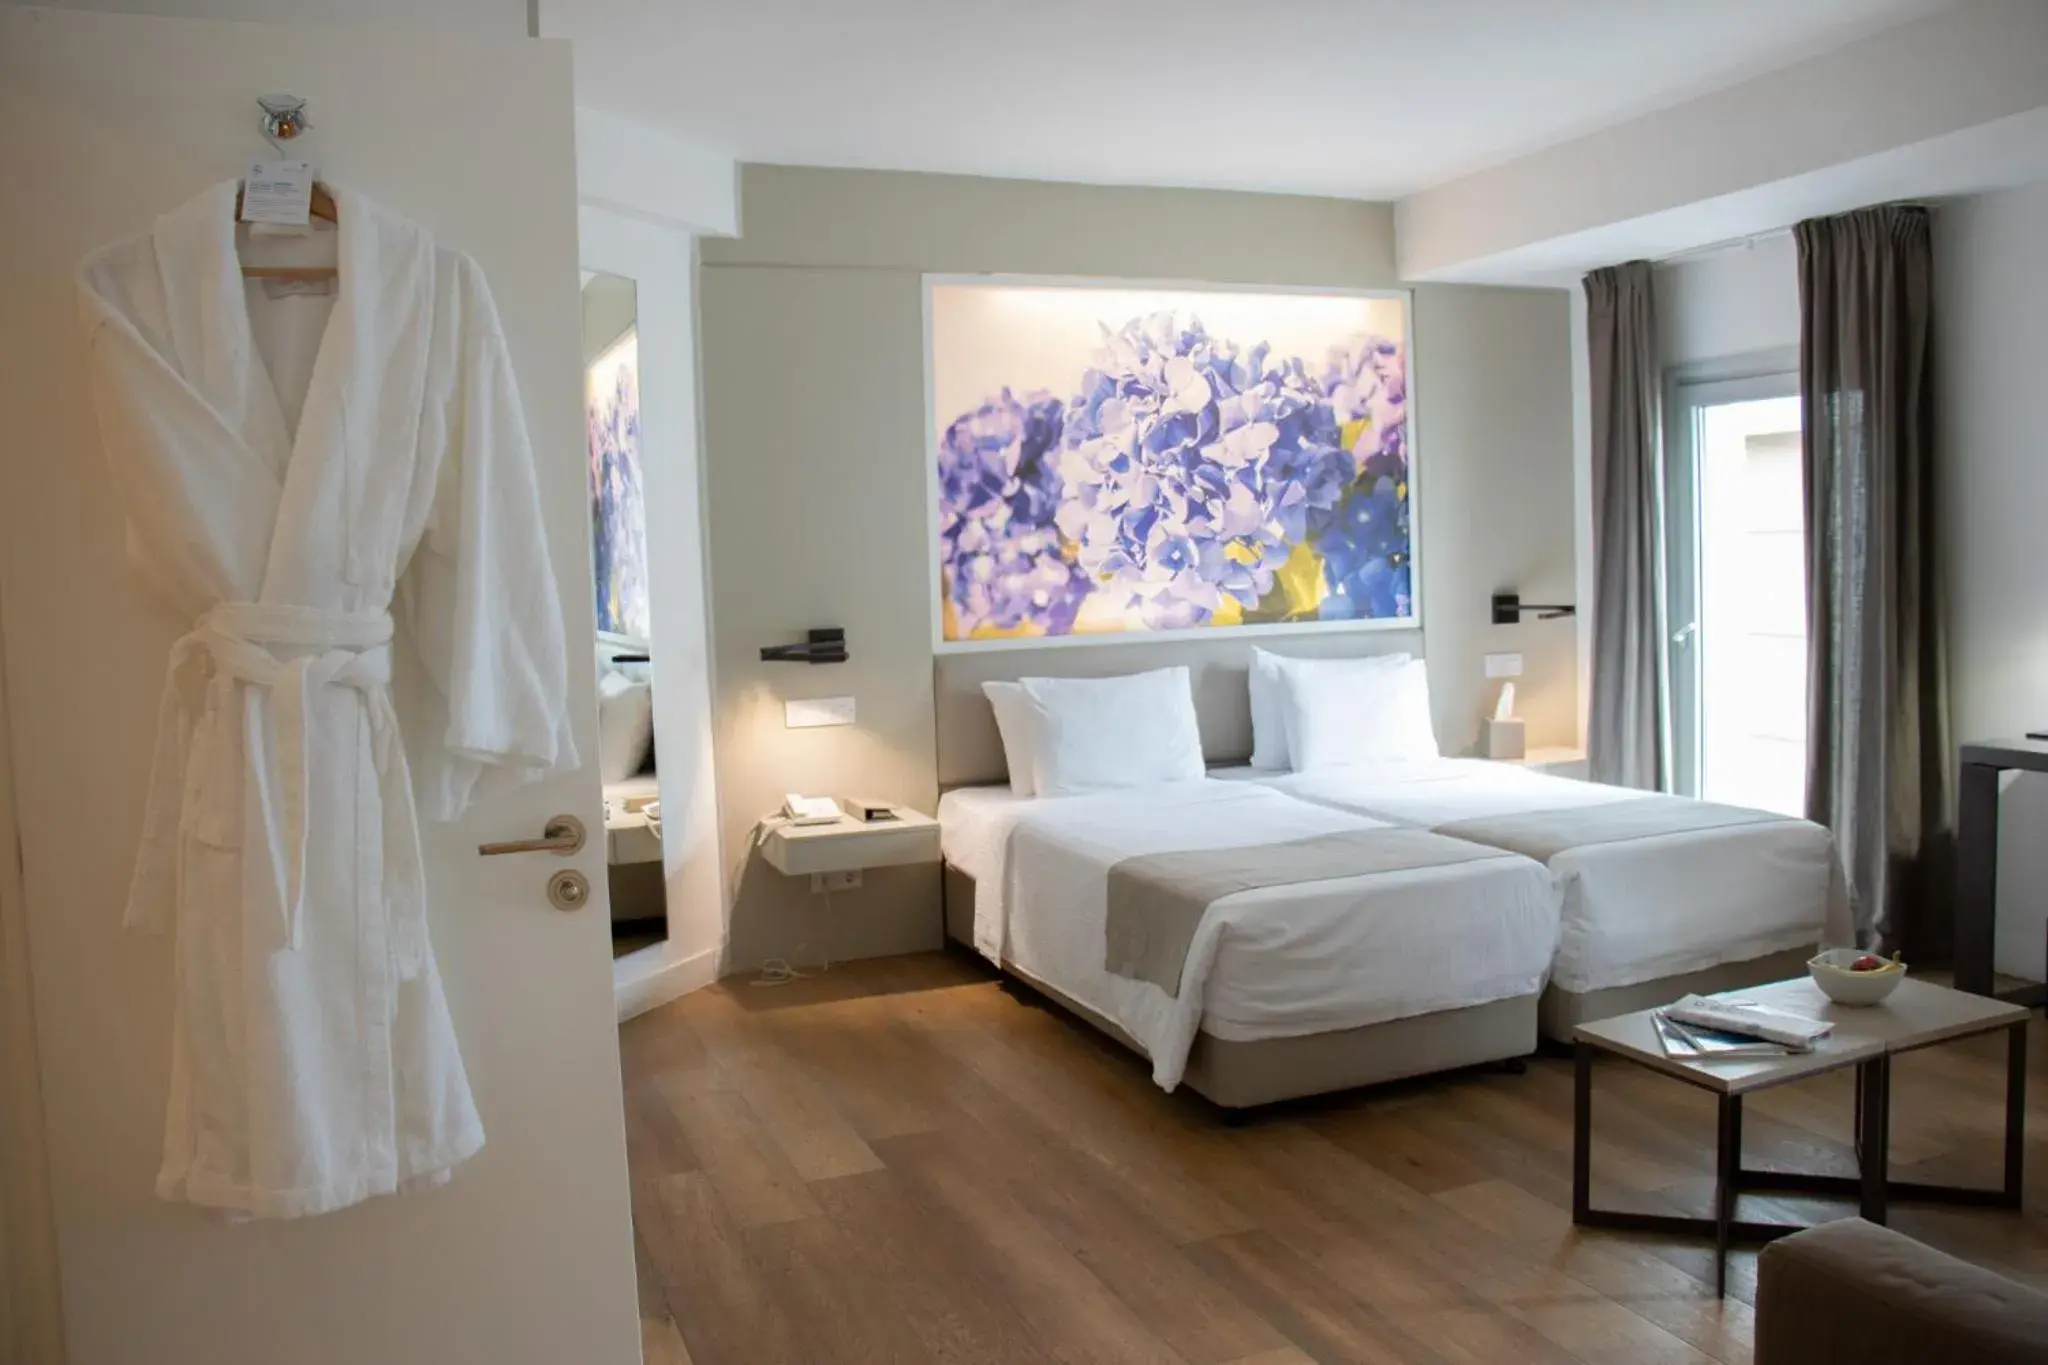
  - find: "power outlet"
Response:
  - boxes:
[810,869,862,894]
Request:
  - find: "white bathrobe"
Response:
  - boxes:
[76,182,576,1219]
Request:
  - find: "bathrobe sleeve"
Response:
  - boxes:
[401,252,580,821]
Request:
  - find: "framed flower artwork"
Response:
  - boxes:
[586,325,650,642]
[927,278,1417,650]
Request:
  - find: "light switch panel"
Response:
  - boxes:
[1484,652,1524,679]
[785,696,856,729]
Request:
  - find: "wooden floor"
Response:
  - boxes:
[620,953,2048,1365]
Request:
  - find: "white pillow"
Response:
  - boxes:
[1019,667,1205,796]
[1281,656,1439,771]
[1249,647,1410,771]
[982,680,1040,797]
[595,668,655,783]
[1247,648,1292,771]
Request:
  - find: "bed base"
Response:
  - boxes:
[1537,946,1818,1042]
[942,863,1540,1111]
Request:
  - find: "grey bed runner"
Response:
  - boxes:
[1106,828,1514,995]
[1434,794,1784,863]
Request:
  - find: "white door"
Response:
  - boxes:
[0,11,637,1364]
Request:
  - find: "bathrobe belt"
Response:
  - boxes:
[126,602,431,978]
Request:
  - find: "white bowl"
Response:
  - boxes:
[1808,948,1906,1006]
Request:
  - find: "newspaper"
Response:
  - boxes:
[1661,993,1834,1051]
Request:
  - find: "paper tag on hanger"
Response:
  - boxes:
[241,160,315,227]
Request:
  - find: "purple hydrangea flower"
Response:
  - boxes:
[1315,334,1411,618]
[1052,312,1355,629]
[1319,474,1412,619]
[1324,333,1407,476]
[937,388,1092,637]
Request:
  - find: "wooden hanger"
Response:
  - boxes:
[234,182,340,282]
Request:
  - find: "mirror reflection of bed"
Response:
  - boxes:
[583,269,667,957]
[597,634,662,956]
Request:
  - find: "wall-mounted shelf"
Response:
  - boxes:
[604,775,663,866]
[759,805,939,877]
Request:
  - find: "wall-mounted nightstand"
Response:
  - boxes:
[759,803,940,877]
[603,775,663,865]
[1495,746,1589,780]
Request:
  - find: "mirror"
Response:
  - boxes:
[582,270,665,958]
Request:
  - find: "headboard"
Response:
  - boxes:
[933,629,1421,788]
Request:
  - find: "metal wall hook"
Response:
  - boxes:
[257,94,311,155]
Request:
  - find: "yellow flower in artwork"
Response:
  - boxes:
[967,620,1046,641]
[1341,415,1374,454]
[1211,596,1245,628]
[1223,538,1263,568]
[1273,541,1328,616]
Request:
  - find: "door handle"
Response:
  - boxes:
[1671,622,1699,646]
[478,814,586,857]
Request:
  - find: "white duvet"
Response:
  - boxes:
[1221,760,1843,994]
[937,779,1560,1091]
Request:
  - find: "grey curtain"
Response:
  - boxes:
[1585,262,1665,791]
[1796,205,1952,953]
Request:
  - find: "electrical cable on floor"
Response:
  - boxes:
[746,813,834,987]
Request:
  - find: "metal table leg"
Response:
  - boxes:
[1715,1093,1740,1297]
[1857,1056,1889,1224]
[1573,1041,1592,1224]
[2005,1019,2027,1208]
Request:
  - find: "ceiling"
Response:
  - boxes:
[552,0,1958,200]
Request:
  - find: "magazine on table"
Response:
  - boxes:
[1653,1012,1796,1059]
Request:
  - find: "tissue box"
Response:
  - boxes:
[1484,718,1526,760]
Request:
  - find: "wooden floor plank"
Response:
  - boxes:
[640,1314,695,1365]
[810,1166,1064,1365]
[759,1002,949,1143]
[651,1171,809,1365]
[1184,1230,1449,1365]
[743,1214,940,1365]
[895,1114,1290,1365]
[873,1129,1197,1365]
[623,955,2048,1365]
[901,991,1259,1244]
[658,1081,823,1229]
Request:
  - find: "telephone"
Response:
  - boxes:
[781,793,842,826]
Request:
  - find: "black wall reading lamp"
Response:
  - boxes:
[760,628,848,664]
[1491,592,1577,625]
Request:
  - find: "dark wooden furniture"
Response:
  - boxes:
[1958,739,2048,1005]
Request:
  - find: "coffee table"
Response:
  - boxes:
[1573,977,2028,1295]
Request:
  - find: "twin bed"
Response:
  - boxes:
[933,648,1847,1113]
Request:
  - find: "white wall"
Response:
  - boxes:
[580,207,728,1017]
[1935,181,2048,983]
[571,106,741,238]
[0,0,527,29]
[1397,0,2048,280]
[1654,234,1801,367]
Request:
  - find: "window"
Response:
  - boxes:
[1664,367,1807,816]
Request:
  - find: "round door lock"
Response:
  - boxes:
[547,868,590,913]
